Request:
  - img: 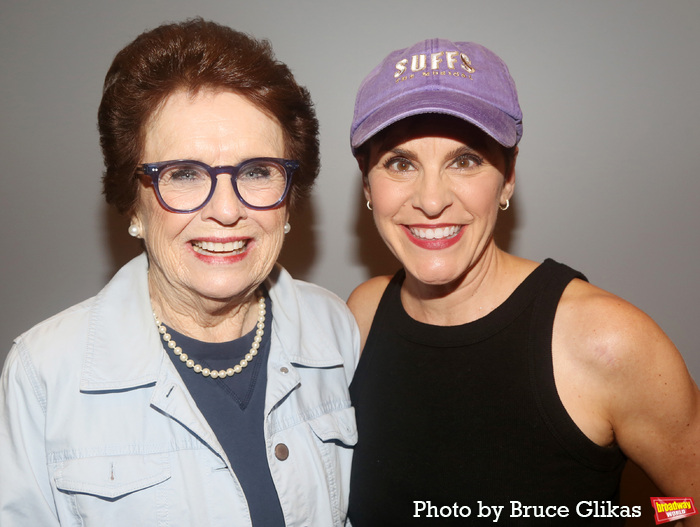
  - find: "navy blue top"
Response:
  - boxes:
[162,295,284,526]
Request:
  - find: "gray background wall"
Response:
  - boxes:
[1,0,698,518]
[1,0,698,385]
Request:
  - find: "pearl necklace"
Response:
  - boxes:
[153,294,266,379]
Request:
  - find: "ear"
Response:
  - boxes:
[363,176,372,203]
[129,197,146,235]
[356,153,372,202]
[501,146,518,203]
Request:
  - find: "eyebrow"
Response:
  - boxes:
[446,145,480,160]
[381,145,479,163]
[384,147,417,161]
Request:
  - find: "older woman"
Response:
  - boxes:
[346,39,700,525]
[0,19,358,526]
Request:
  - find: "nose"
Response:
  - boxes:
[200,173,247,225]
[412,168,453,218]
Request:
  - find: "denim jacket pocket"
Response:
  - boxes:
[53,453,171,525]
[55,453,171,499]
[302,407,357,524]
[307,406,358,446]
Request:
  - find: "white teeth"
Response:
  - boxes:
[409,225,461,240]
[192,240,246,255]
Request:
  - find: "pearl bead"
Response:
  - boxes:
[153,292,266,381]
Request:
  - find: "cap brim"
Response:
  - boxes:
[351,89,519,153]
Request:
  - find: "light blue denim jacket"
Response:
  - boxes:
[0,254,359,526]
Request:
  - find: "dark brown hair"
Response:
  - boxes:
[98,18,319,215]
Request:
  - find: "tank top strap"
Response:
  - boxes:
[350,269,405,396]
[528,259,626,471]
[370,268,405,328]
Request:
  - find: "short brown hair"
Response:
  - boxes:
[98,18,319,215]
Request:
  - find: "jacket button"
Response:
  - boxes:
[275,443,289,461]
[280,367,289,374]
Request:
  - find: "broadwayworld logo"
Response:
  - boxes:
[651,497,697,524]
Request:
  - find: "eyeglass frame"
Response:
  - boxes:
[135,157,299,213]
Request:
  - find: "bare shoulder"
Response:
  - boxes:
[347,275,392,351]
[554,278,693,392]
[556,279,672,364]
[554,278,700,496]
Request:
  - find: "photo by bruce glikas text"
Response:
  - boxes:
[413,500,642,521]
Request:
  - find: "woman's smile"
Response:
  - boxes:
[190,237,251,259]
[404,224,465,249]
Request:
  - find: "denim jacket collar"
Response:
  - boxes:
[80,254,161,392]
[79,254,346,393]
[264,265,347,369]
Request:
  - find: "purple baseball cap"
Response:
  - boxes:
[350,38,523,154]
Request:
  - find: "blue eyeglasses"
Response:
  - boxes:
[136,158,299,213]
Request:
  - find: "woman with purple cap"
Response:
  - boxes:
[346,38,699,525]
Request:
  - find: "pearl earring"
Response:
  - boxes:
[128,224,141,237]
[284,223,291,234]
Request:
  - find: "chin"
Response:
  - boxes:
[190,275,257,301]
[407,265,466,288]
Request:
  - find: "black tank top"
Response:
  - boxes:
[348,260,626,526]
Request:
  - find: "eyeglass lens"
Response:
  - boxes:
[157,160,288,211]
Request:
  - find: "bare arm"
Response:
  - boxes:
[609,310,700,523]
[554,281,700,523]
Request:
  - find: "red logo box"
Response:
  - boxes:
[651,497,697,525]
